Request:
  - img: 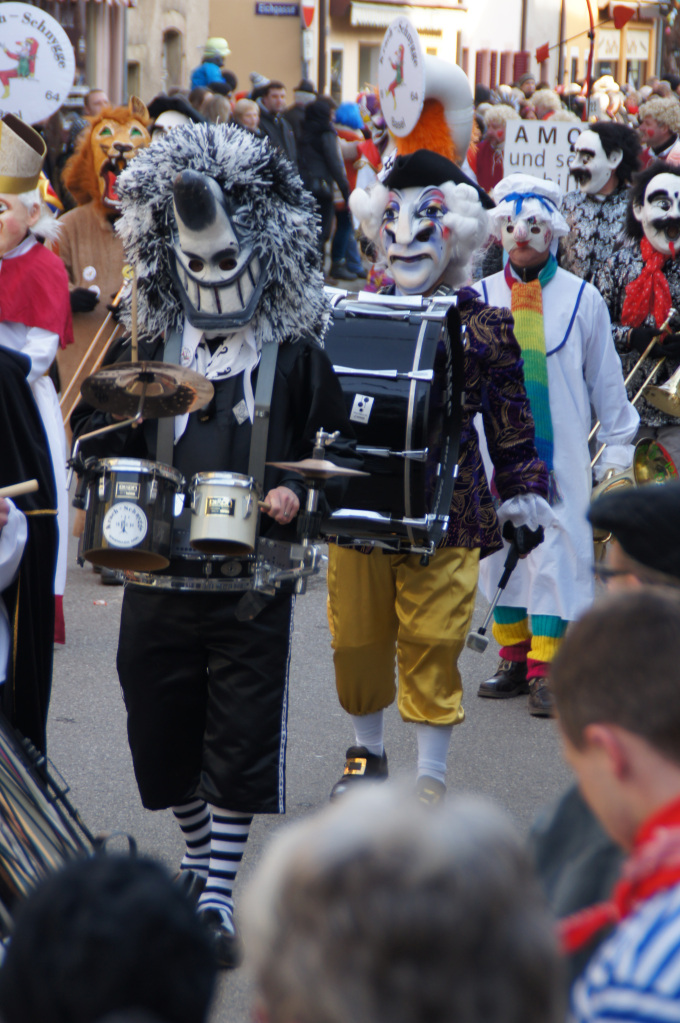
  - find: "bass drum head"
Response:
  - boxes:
[82,546,170,571]
[189,538,253,556]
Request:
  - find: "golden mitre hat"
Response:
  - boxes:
[0,114,46,194]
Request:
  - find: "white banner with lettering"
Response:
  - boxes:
[503,120,584,194]
[0,3,75,124]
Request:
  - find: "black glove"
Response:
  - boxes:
[70,287,99,313]
[502,519,544,557]
[628,326,680,360]
[106,300,121,323]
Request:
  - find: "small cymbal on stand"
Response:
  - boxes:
[266,458,368,480]
[80,362,214,419]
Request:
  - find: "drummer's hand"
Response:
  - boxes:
[264,486,300,525]
[0,498,10,534]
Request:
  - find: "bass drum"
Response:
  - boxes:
[322,293,464,550]
[82,458,185,571]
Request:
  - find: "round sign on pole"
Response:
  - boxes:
[0,4,75,125]
[378,17,425,139]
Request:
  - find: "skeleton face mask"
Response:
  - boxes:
[633,171,680,258]
[171,170,267,329]
[379,185,454,295]
[570,130,622,195]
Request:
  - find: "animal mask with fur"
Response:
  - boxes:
[62,97,151,215]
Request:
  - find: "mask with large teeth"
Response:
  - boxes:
[91,110,150,214]
[170,170,268,329]
[634,171,680,258]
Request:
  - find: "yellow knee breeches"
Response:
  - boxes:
[327,544,480,725]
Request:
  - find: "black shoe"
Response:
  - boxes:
[174,868,206,906]
[477,658,529,699]
[329,262,358,281]
[528,677,555,718]
[415,776,446,807]
[330,745,388,801]
[199,909,242,970]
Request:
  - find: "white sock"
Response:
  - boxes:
[172,799,212,878]
[197,808,252,931]
[416,723,454,785]
[351,710,385,757]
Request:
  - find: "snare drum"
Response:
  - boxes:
[189,472,259,555]
[321,292,464,549]
[82,458,184,571]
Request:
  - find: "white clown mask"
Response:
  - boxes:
[151,110,192,143]
[633,171,680,258]
[499,210,553,262]
[570,130,622,195]
[379,185,455,295]
[171,170,266,330]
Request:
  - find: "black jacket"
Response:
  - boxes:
[298,101,350,203]
[258,104,298,166]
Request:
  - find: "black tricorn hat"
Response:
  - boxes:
[384,149,495,210]
[588,480,680,580]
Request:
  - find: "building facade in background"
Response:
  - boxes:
[126,0,209,103]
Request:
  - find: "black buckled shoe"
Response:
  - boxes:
[330,745,388,801]
[477,658,529,699]
[174,868,206,906]
[528,677,555,718]
[415,776,446,807]
[199,909,242,970]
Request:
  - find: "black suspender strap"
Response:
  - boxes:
[248,341,279,490]
[156,329,183,467]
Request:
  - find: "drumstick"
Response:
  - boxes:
[0,480,39,499]
[258,501,271,512]
[131,271,138,364]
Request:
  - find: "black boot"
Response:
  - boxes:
[330,745,388,801]
[477,658,529,699]
[528,677,555,718]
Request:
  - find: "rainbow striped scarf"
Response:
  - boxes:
[505,255,560,503]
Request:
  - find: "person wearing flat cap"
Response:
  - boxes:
[475,173,638,717]
[327,149,551,804]
[0,114,72,648]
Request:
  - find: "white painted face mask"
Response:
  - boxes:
[379,185,455,295]
[633,171,680,258]
[570,130,622,195]
[500,213,552,258]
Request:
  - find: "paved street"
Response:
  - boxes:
[47,522,572,1022]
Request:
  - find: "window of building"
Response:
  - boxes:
[127,61,140,99]
[499,51,513,85]
[475,49,490,86]
[489,51,498,88]
[331,49,343,103]
[571,56,579,81]
[594,59,616,79]
[626,60,647,88]
[462,48,470,75]
[513,51,530,82]
[358,44,380,91]
[162,29,183,90]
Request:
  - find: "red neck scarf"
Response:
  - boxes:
[621,237,672,330]
[560,795,680,954]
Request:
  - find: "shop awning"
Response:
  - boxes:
[349,1,459,30]
[54,0,136,6]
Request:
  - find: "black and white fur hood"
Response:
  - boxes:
[115,123,329,345]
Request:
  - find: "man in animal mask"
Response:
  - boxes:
[595,161,680,470]
[71,124,357,969]
[327,150,550,805]
[560,122,641,282]
[476,174,638,716]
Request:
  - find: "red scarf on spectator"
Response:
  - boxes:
[621,237,672,329]
[560,795,680,954]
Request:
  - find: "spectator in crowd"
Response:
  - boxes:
[552,590,680,1022]
[638,96,680,164]
[190,38,231,91]
[475,104,520,193]
[0,856,217,1023]
[517,72,536,99]
[298,97,350,263]
[199,93,231,124]
[254,80,297,164]
[243,786,564,1023]
[84,89,110,118]
[232,98,261,134]
[188,86,209,111]
[330,101,367,280]
[283,78,317,149]
[532,90,563,119]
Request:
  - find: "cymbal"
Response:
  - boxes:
[267,458,369,480]
[81,362,214,419]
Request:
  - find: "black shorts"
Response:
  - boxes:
[117,587,294,813]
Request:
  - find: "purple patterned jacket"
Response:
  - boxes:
[443,287,548,557]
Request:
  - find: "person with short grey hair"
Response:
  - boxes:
[243,787,564,1023]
